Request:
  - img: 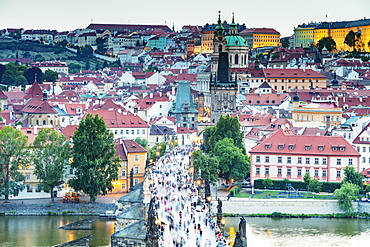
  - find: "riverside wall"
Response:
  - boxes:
[213,198,358,215]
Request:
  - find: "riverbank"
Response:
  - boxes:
[0,194,123,216]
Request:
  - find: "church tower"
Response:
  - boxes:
[210,51,238,123]
[210,12,239,123]
[211,11,227,75]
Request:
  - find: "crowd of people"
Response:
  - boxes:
[149,147,228,247]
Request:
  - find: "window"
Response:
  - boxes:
[305,145,311,150]
[297,169,302,176]
[318,146,324,151]
[265,167,269,175]
[278,157,282,163]
[134,166,139,174]
[363,157,366,163]
[121,170,126,177]
[287,168,291,176]
[305,157,310,164]
[322,170,327,177]
[323,158,327,165]
[278,145,284,149]
[122,162,127,167]
[265,144,271,149]
[137,130,140,134]
[298,157,302,164]
[131,130,134,134]
[332,146,338,151]
[134,155,139,162]
[337,158,341,165]
[121,183,126,190]
[289,145,294,150]
[314,169,319,177]
[134,179,139,185]
[126,130,129,135]
[142,129,145,135]
[265,156,270,163]
[256,167,260,175]
[315,158,319,164]
[306,169,310,175]
[120,130,123,135]
[278,168,282,175]
[336,170,341,177]
[256,156,260,162]
[287,157,291,163]
[25,174,31,180]
[339,147,345,151]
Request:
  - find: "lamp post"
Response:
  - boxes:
[146,197,160,247]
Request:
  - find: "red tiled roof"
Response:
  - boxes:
[264,69,327,78]
[24,81,43,100]
[177,127,196,134]
[85,109,149,128]
[0,87,8,99]
[240,28,280,34]
[61,125,78,141]
[123,139,147,153]
[250,129,360,156]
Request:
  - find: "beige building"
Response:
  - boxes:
[113,140,148,193]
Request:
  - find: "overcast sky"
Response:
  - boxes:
[1,0,369,37]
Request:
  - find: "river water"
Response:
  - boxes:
[0,216,369,247]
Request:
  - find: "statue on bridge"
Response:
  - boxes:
[233,216,247,247]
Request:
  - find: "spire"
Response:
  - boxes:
[229,12,238,35]
[214,11,224,36]
[232,12,235,24]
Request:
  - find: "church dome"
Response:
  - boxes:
[225,14,247,47]
[225,35,247,47]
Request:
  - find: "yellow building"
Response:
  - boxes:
[240,28,281,49]
[294,18,370,52]
[292,99,342,127]
[113,140,148,193]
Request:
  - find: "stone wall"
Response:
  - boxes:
[110,238,146,247]
[218,199,343,214]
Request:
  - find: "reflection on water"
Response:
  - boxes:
[224,217,370,247]
[0,216,114,247]
[1,216,370,247]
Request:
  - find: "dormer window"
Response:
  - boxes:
[339,146,346,151]
[332,146,338,151]
[305,145,311,151]
[288,145,295,150]
[265,144,271,149]
[278,144,284,150]
[318,145,324,151]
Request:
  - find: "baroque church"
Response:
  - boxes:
[210,12,249,123]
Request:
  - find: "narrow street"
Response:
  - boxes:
[150,148,228,247]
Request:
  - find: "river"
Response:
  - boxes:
[0,216,369,246]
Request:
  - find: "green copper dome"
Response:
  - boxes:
[225,13,247,47]
[225,35,247,47]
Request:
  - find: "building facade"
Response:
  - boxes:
[240,28,280,49]
[250,130,360,184]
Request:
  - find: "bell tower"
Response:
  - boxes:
[211,11,226,75]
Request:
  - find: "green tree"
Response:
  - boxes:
[192,150,220,183]
[308,178,322,193]
[204,114,245,154]
[148,142,166,161]
[280,37,290,48]
[2,62,25,86]
[213,138,249,182]
[34,54,45,62]
[32,129,70,202]
[344,30,362,52]
[262,177,273,189]
[334,182,359,213]
[24,67,43,84]
[80,45,94,59]
[134,137,148,149]
[85,59,90,70]
[0,126,28,201]
[42,69,59,82]
[303,172,312,184]
[317,36,337,52]
[102,60,108,69]
[343,166,364,192]
[69,114,120,202]
[68,63,81,74]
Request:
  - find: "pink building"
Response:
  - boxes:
[249,129,360,184]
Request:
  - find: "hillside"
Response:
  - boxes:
[0,38,105,70]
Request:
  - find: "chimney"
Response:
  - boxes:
[326,115,330,130]
[149,93,153,99]
[34,126,38,135]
